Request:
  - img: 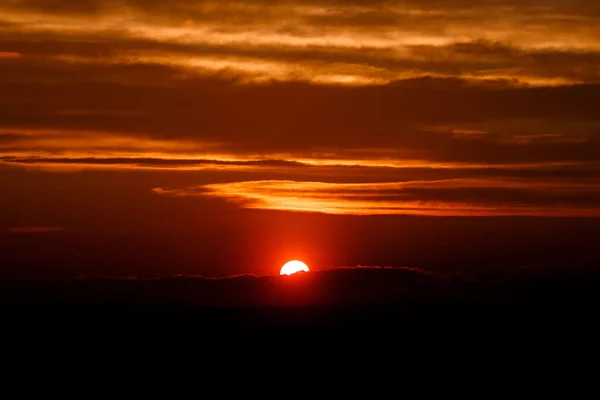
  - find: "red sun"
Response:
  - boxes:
[280,260,310,276]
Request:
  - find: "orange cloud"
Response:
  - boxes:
[154,179,600,217]
[3,0,600,85]
[0,52,21,58]
[2,1,600,188]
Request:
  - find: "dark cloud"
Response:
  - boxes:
[0,156,306,168]
[1,69,600,165]
[0,267,445,307]
[5,226,66,233]
[3,155,600,174]
[1,266,599,309]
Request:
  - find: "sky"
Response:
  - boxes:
[1,0,600,279]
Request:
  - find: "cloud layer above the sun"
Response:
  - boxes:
[2,0,600,217]
[154,178,600,217]
[4,0,600,85]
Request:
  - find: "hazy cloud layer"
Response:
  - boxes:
[2,266,599,308]
[5,226,67,233]
[3,0,600,85]
[0,266,451,307]
[2,0,600,217]
[154,178,600,217]
[1,80,600,164]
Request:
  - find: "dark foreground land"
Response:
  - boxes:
[3,267,600,342]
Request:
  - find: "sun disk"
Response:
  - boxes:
[280,260,310,276]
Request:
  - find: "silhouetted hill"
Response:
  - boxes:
[2,266,600,331]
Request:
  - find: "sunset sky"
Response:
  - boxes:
[1,0,599,279]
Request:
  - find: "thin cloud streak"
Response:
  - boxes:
[2,155,596,174]
[5,226,67,233]
[154,179,600,217]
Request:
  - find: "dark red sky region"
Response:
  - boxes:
[1,0,600,279]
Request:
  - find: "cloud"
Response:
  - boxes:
[0,266,455,307]
[0,52,21,59]
[1,265,599,309]
[4,154,597,171]
[1,78,600,167]
[5,226,67,233]
[154,178,600,217]
[2,0,600,216]
[2,0,600,85]
[0,156,307,170]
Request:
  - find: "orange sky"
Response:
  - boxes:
[1,0,600,277]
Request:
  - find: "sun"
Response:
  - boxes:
[280,260,310,276]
